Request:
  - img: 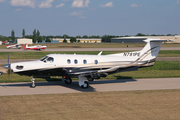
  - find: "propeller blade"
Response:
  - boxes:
[8,52,10,82]
[8,52,9,64]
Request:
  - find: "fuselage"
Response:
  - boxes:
[10,53,151,77]
[6,44,22,49]
[24,44,47,50]
[25,45,47,50]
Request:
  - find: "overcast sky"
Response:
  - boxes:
[0,0,180,37]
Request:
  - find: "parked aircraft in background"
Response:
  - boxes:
[24,44,47,51]
[6,44,23,49]
[3,39,172,88]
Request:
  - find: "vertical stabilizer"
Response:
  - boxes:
[24,43,28,49]
[138,39,169,62]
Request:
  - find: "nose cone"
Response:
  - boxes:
[3,64,10,69]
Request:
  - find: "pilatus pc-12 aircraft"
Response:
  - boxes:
[3,39,171,88]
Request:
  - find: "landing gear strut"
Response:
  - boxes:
[31,77,36,88]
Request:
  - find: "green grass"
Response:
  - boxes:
[0,90,180,120]
[143,61,180,70]
[1,61,180,83]
[158,50,180,57]
[0,50,180,59]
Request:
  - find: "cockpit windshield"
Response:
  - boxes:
[40,56,48,61]
[40,56,54,63]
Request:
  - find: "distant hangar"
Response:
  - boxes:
[111,36,180,43]
[16,38,33,44]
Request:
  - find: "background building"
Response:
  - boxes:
[111,36,180,43]
[16,38,33,44]
[51,38,101,43]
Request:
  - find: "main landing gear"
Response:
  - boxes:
[78,75,89,88]
[62,76,72,84]
[62,75,89,88]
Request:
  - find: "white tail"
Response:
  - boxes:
[138,39,163,61]
[137,39,173,62]
[108,39,172,61]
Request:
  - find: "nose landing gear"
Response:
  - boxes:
[31,77,36,88]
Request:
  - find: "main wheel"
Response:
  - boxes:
[87,77,94,81]
[64,77,72,84]
[81,81,89,89]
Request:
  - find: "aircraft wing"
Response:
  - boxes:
[68,65,138,76]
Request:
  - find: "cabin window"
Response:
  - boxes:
[47,57,54,63]
[74,59,78,64]
[83,60,87,64]
[95,60,98,64]
[67,59,71,64]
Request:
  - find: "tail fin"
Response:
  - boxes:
[24,43,28,49]
[6,45,9,48]
[138,39,172,62]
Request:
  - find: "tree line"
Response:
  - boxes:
[0,29,177,43]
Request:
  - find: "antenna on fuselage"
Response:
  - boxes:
[98,51,103,55]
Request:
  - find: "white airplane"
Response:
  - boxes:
[24,43,47,51]
[3,39,171,88]
[6,44,23,49]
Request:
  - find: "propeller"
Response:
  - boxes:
[3,52,11,82]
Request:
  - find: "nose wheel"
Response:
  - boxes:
[31,78,36,88]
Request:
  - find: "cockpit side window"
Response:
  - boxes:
[40,56,54,63]
[47,57,54,63]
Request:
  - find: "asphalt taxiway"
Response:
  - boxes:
[0,78,179,96]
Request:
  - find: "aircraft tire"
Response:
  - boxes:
[30,84,36,88]
[87,77,94,81]
[81,81,89,89]
[64,77,72,84]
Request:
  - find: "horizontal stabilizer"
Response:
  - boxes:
[144,39,174,43]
